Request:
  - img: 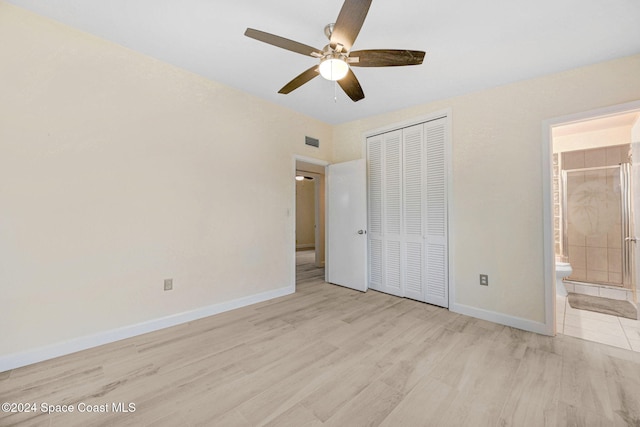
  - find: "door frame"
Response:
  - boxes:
[541,100,640,336]
[293,155,329,290]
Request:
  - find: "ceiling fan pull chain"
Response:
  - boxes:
[334,81,338,103]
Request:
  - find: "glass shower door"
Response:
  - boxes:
[562,165,629,287]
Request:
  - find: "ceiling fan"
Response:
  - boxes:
[244,0,425,102]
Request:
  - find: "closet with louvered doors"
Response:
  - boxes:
[366,117,449,307]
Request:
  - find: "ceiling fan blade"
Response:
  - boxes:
[349,49,426,67]
[338,68,365,102]
[245,28,322,57]
[278,65,320,94]
[330,0,372,52]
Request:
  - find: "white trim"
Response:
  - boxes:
[450,302,548,335]
[541,100,640,337]
[0,285,294,372]
[296,244,315,249]
[445,110,454,310]
[541,118,556,336]
[364,109,451,139]
[294,155,329,167]
[543,101,640,129]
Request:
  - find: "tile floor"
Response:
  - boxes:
[556,294,640,352]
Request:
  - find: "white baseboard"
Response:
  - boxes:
[0,285,295,373]
[296,244,315,249]
[450,302,551,336]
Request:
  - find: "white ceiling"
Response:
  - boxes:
[7,0,640,124]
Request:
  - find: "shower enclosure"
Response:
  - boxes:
[561,163,634,289]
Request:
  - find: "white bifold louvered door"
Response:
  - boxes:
[402,124,425,301]
[383,130,403,297]
[366,117,448,308]
[424,119,448,307]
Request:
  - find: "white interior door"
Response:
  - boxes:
[327,159,368,292]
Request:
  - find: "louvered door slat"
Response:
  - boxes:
[405,242,423,299]
[383,130,403,296]
[367,135,384,290]
[385,240,402,296]
[403,124,424,301]
[403,125,423,237]
[368,135,383,235]
[385,131,402,236]
[369,238,383,290]
[424,118,448,307]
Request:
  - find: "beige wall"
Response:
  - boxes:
[333,54,640,324]
[295,179,315,248]
[0,2,333,357]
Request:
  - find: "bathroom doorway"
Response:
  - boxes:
[547,105,640,350]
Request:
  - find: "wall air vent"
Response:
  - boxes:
[305,136,320,148]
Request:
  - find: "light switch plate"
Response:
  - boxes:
[480,274,489,286]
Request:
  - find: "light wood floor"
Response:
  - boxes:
[2,251,640,426]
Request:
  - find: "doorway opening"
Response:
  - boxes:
[294,157,327,289]
[544,101,640,351]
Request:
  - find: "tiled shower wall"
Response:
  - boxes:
[558,144,630,287]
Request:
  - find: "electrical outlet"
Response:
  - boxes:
[164,278,173,291]
[480,274,489,286]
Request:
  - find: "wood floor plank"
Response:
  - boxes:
[323,380,403,427]
[549,401,617,427]
[603,352,640,425]
[236,346,348,425]
[560,352,615,420]
[379,377,456,426]
[262,403,323,427]
[496,347,563,426]
[439,339,522,426]
[300,360,386,422]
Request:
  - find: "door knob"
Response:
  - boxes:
[357,230,366,235]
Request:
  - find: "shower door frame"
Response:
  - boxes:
[560,163,633,289]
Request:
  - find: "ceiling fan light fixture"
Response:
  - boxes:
[319,54,349,81]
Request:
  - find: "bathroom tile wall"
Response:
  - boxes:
[561,144,630,287]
